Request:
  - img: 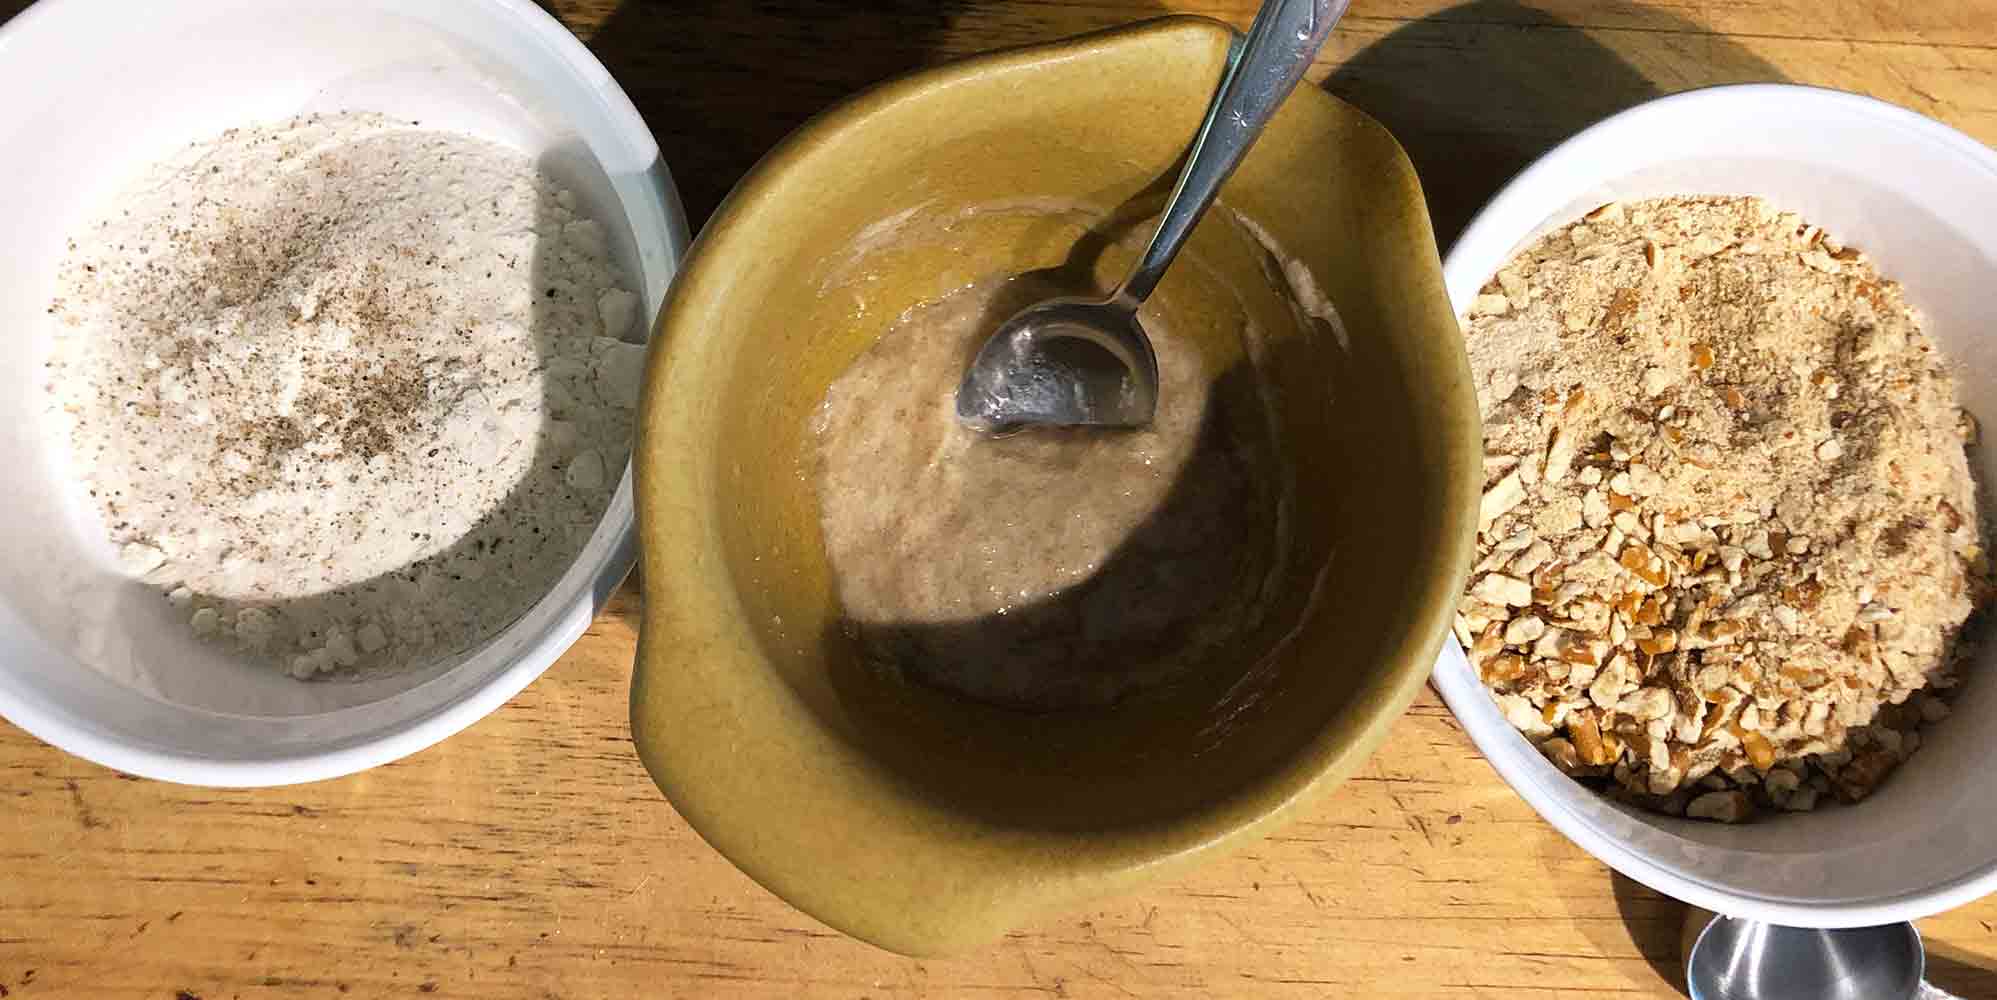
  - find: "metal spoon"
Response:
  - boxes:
[955,0,1349,432]
[1686,914,1959,1000]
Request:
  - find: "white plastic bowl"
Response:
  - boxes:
[0,0,687,785]
[1437,84,1997,927]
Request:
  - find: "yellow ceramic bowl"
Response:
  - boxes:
[632,15,1479,955]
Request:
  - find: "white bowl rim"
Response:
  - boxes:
[1435,81,1997,926]
[0,0,683,787]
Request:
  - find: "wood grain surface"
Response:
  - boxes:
[7,1,1997,997]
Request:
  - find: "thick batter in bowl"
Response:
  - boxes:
[632,16,1477,955]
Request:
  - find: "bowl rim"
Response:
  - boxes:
[0,0,685,787]
[1435,81,1997,926]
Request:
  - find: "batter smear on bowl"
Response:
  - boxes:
[44,113,644,679]
[1460,195,1990,821]
[811,277,1291,710]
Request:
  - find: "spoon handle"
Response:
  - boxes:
[1113,0,1349,308]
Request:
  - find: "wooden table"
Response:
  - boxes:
[6,1,1997,996]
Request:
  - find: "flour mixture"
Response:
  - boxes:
[45,112,644,679]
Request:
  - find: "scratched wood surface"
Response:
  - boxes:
[7,1,1997,997]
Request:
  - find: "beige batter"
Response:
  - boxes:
[811,277,1288,709]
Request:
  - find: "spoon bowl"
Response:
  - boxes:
[955,296,1159,432]
[955,0,1347,431]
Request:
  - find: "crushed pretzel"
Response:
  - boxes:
[1460,196,1988,822]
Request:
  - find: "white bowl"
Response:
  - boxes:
[0,0,687,785]
[1436,84,1997,927]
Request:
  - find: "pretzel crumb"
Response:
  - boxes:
[1461,196,1989,821]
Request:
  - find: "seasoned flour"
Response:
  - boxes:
[45,113,644,679]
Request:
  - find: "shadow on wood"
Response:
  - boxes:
[551,0,973,228]
[1921,937,1997,997]
[1610,871,1690,996]
[1538,821,1689,998]
[556,0,1165,231]
[1323,0,1786,247]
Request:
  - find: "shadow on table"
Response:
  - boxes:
[1924,938,1997,996]
[1609,871,1690,995]
[1323,0,1786,248]
[552,0,1165,231]
[1531,822,1689,996]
